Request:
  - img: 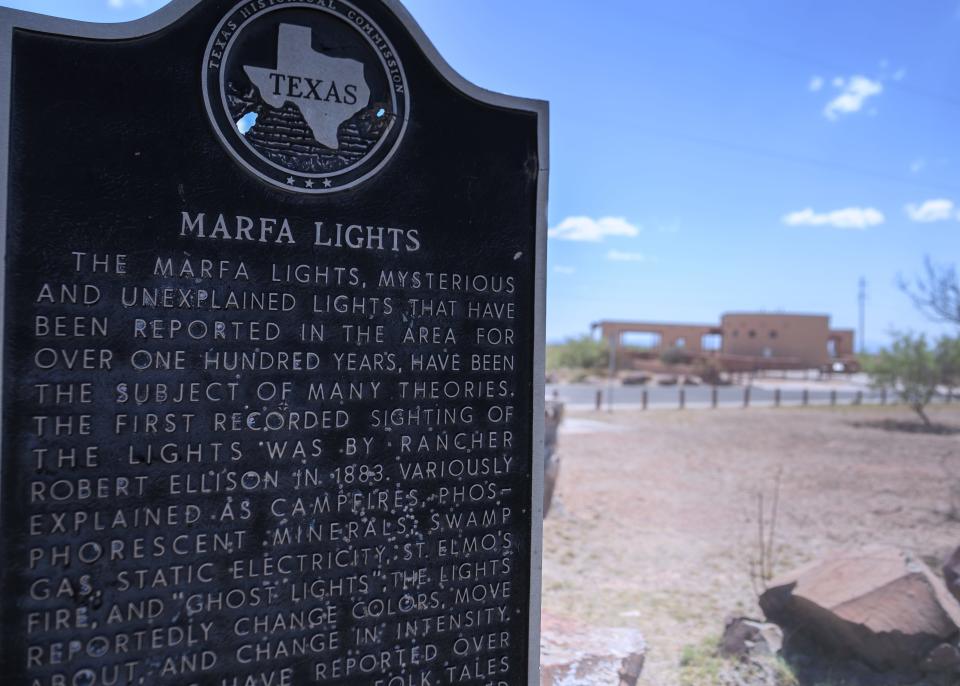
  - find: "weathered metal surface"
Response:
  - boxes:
[0,1,548,684]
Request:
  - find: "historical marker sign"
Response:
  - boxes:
[0,1,547,684]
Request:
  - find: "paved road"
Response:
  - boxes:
[546,382,891,410]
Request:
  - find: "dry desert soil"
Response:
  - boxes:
[540,405,960,686]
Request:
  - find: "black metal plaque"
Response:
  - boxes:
[0,1,547,684]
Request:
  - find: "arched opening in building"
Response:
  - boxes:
[621,331,662,350]
[701,333,722,351]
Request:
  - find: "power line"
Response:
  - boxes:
[643,9,960,110]
[636,126,960,194]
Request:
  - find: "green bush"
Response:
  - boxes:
[546,334,609,371]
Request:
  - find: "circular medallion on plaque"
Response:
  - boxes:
[203,0,409,193]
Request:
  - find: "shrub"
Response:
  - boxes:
[661,347,694,366]
[694,357,725,386]
[936,336,960,392]
[547,334,609,371]
[866,332,941,426]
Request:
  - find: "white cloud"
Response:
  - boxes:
[832,76,845,88]
[553,265,576,275]
[910,158,926,175]
[824,75,883,120]
[892,68,907,81]
[108,0,146,7]
[782,207,884,230]
[808,76,824,92]
[606,250,648,262]
[905,199,957,223]
[548,216,640,242]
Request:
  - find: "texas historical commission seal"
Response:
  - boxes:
[203,0,409,193]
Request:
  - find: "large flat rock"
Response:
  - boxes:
[760,545,960,671]
[541,613,646,686]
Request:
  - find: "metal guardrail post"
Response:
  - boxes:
[854,391,863,405]
[595,390,602,412]
[774,388,781,407]
[679,388,685,410]
[830,390,837,406]
[881,387,887,405]
[711,386,718,409]
[802,389,809,406]
[743,386,751,408]
[642,389,648,411]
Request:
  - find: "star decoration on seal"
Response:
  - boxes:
[286,176,296,185]
[323,179,333,188]
[305,180,315,188]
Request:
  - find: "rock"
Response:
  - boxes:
[543,401,564,518]
[760,545,960,672]
[720,617,783,658]
[543,453,561,519]
[943,546,960,605]
[541,612,646,686]
[921,643,960,674]
[618,652,645,686]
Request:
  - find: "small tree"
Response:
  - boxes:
[867,333,940,426]
[900,257,960,326]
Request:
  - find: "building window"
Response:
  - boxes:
[769,330,778,339]
[732,330,739,338]
[675,337,686,348]
[702,333,722,351]
[748,330,757,338]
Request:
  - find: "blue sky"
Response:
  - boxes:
[4,1,960,349]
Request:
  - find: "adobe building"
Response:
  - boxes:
[592,313,856,372]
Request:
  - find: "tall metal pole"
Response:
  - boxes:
[607,334,616,412]
[858,277,867,355]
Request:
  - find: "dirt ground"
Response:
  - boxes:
[541,405,960,686]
